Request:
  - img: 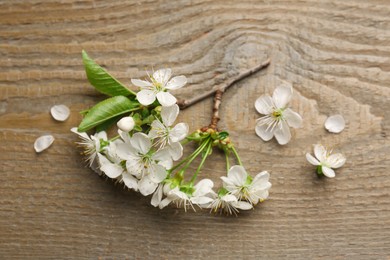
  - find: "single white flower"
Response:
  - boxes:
[149,104,188,160]
[97,141,138,190]
[71,127,107,167]
[117,116,135,132]
[131,68,187,107]
[306,144,346,178]
[255,82,302,145]
[190,179,216,207]
[221,165,271,205]
[208,194,253,215]
[159,187,194,211]
[115,132,171,195]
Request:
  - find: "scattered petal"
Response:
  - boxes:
[50,104,70,121]
[34,135,55,153]
[325,115,345,133]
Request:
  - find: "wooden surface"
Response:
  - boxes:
[0,0,389,259]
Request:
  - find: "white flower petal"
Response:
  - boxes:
[34,135,55,153]
[325,115,345,133]
[130,133,151,154]
[156,91,177,107]
[255,95,274,115]
[326,153,346,169]
[165,75,187,90]
[227,165,248,186]
[314,144,327,162]
[138,176,158,196]
[233,201,253,210]
[151,184,163,207]
[71,127,90,140]
[153,69,172,85]
[322,166,336,178]
[193,179,214,197]
[273,83,293,109]
[284,108,302,128]
[117,116,135,132]
[149,165,167,183]
[136,89,156,106]
[168,142,183,161]
[255,121,274,141]
[251,171,271,191]
[115,143,135,160]
[170,123,189,143]
[306,153,320,166]
[221,194,238,203]
[50,104,70,121]
[191,196,214,205]
[95,131,107,141]
[274,120,291,145]
[97,153,123,178]
[131,79,153,88]
[148,120,166,140]
[153,148,173,169]
[118,129,131,143]
[122,172,138,190]
[159,197,172,209]
[161,104,179,127]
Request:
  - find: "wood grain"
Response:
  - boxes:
[0,0,389,259]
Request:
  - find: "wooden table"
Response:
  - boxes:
[1,1,389,259]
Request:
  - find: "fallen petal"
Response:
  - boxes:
[50,104,70,121]
[325,115,345,133]
[34,135,55,153]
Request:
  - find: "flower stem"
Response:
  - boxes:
[231,146,243,166]
[180,138,211,174]
[169,138,210,173]
[224,150,230,172]
[190,140,212,183]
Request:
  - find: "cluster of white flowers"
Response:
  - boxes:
[72,68,272,215]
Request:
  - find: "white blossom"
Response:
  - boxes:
[159,187,194,211]
[208,194,253,215]
[190,179,216,207]
[115,132,171,195]
[149,104,188,160]
[255,82,302,145]
[221,165,271,205]
[306,144,346,178]
[132,69,187,107]
[71,127,107,167]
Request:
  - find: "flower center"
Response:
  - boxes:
[272,109,283,118]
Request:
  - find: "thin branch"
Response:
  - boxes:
[177,58,271,110]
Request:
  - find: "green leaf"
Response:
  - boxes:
[82,50,135,97]
[218,131,229,140]
[78,96,140,132]
[95,115,122,132]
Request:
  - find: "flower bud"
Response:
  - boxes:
[117,116,135,132]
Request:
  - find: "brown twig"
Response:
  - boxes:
[177,58,271,110]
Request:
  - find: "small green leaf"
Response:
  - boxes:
[78,96,140,132]
[218,131,229,140]
[82,50,135,97]
[95,115,122,132]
